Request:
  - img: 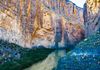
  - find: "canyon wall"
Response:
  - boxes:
[83,0,100,37]
[0,0,84,48]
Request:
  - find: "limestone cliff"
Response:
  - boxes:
[0,0,84,48]
[83,0,100,37]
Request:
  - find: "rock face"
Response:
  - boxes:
[0,0,84,48]
[0,14,24,47]
[83,0,100,37]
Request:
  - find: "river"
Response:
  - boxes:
[25,50,67,70]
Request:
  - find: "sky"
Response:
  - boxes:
[70,0,86,8]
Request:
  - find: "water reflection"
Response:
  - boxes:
[25,50,66,70]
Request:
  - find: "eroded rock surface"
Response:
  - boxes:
[83,0,100,37]
[0,0,84,48]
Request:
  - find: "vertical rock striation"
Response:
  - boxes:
[83,0,100,37]
[0,0,85,48]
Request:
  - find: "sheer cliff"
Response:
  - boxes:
[83,0,100,37]
[0,0,84,48]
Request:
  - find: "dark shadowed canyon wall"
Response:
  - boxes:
[83,0,100,37]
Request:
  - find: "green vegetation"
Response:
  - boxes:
[0,40,54,70]
[76,32,100,48]
[59,33,100,70]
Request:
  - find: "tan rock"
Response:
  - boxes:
[0,0,84,48]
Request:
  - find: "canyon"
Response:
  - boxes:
[0,0,99,48]
[0,0,100,70]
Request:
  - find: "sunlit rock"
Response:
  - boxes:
[83,0,100,37]
[0,0,84,48]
